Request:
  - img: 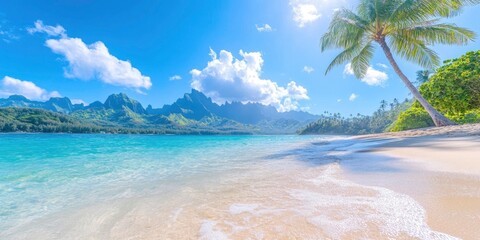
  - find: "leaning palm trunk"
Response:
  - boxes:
[378,39,456,126]
[320,0,478,128]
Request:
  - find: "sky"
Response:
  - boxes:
[0,0,479,115]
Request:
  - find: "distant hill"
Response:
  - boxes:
[0,89,319,134]
[104,93,146,114]
[0,95,82,114]
[148,89,318,125]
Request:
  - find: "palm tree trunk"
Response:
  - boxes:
[378,39,456,127]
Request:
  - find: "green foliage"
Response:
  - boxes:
[389,51,480,130]
[299,99,412,135]
[0,108,106,133]
[419,50,480,116]
[455,109,480,124]
[166,114,195,126]
[389,107,434,131]
[0,108,253,135]
[391,50,480,131]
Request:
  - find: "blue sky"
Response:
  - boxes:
[0,0,479,115]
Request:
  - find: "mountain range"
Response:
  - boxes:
[0,89,318,134]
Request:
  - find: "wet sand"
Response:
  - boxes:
[346,124,480,239]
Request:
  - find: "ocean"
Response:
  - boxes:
[0,134,454,239]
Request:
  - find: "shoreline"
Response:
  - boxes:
[343,123,480,239]
[357,123,480,139]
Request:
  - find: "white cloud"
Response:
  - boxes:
[30,20,151,91]
[256,24,274,32]
[290,2,321,27]
[303,66,314,73]
[290,0,348,27]
[169,75,182,81]
[377,63,389,69]
[0,76,61,101]
[344,63,388,86]
[191,49,309,112]
[349,93,358,101]
[71,98,87,105]
[337,99,342,102]
[27,20,66,38]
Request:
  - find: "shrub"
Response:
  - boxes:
[420,50,480,116]
[392,51,480,131]
[390,107,434,131]
[450,109,480,124]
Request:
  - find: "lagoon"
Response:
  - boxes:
[1,133,475,239]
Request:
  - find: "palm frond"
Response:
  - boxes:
[350,43,375,79]
[357,0,377,22]
[388,33,441,69]
[428,0,480,17]
[321,0,477,78]
[389,0,440,27]
[324,39,373,75]
[320,9,369,51]
[403,23,475,45]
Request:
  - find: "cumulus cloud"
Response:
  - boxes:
[27,20,66,38]
[303,66,314,73]
[256,24,274,32]
[290,1,321,27]
[290,0,348,27]
[344,63,388,86]
[29,20,151,90]
[349,93,358,101]
[0,76,61,101]
[169,75,182,81]
[190,49,309,112]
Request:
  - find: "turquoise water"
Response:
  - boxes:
[0,134,316,235]
[0,134,454,239]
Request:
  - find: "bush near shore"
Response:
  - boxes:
[392,50,480,131]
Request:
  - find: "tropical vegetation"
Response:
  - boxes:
[299,98,412,135]
[391,50,480,131]
[320,0,478,127]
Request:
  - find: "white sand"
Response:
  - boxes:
[349,123,480,239]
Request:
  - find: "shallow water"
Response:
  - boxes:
[0,134,455,239]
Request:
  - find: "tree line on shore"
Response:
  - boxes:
[299,98,412,135]
[301,50,480,134]
[0,108,252,135]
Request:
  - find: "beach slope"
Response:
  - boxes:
[350,124,480,239]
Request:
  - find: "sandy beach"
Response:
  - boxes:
[346,123,480,239]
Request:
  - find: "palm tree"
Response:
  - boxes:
[415,70,433,86]
[321,0,478,127]
[379,100,388,111]
[393,98,399,107]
